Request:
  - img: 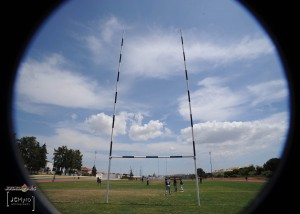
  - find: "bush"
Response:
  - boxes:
[262,170,273,178]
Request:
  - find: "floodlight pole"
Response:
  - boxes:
[180,30,200,206]
[209,152,213,179]
[106,30,125,204]
[94,151,96,167]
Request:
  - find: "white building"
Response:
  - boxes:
[45,161,54,174]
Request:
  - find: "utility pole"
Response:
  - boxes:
[94,151,97,167]
[209,152,212,179]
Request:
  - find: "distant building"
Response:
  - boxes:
[96,172,104,179]
[81,167,92,175]
[45,161,54,174]
[101,172,122,179]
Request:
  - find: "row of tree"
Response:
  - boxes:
[16,136,47,174]
[118,158,280,181]
[16,136,280,178]
[197,157,280,179]
[16,136,83,175]
[53,145,82,175]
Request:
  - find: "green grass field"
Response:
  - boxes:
[36,178,265,214]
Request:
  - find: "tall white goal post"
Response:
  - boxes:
[105,30,200,206]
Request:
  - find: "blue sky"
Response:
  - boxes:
[13,0,289,176]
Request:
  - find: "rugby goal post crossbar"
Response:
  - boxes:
[105,30,200,206]
[110,155,195,159]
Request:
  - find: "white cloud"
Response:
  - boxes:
[71,113,78,120]
[136,34,272,76]
[84,111,172,141]
[85,112,112,135]
[178,77,289,122]
[40,125,186,167]
[81,18,274,79]
[247,79,289,106]
[85,111,131,136]
[129,119,172,141]
[37,111,288,171]
[123,31,273,79]
[178,77,247,121]
[83,16,125,65]
[16,54,112,112]
[123,31,182,79]
[180,112,288,159]
[100,16,124,43]
[38,127,110,163]
[52,127,107,149]
[187,35,274,64]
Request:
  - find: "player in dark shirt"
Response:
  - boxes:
[173,177,178,192]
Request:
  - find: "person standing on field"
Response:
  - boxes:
[165,177,171,195]
[180,178,184,192]
[173,177,177,192]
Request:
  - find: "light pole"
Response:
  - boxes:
[94,151,97,167]
[209,152,212,179]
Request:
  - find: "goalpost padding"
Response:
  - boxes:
[105,30,200,206]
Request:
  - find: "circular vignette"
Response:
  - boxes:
[238,0,299,213]
[1,1,64,213]
[0,1,298,213]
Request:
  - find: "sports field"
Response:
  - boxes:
[34,176,266,214]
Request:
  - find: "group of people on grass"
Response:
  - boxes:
[165,177,183,195]
[96,176,184,194]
